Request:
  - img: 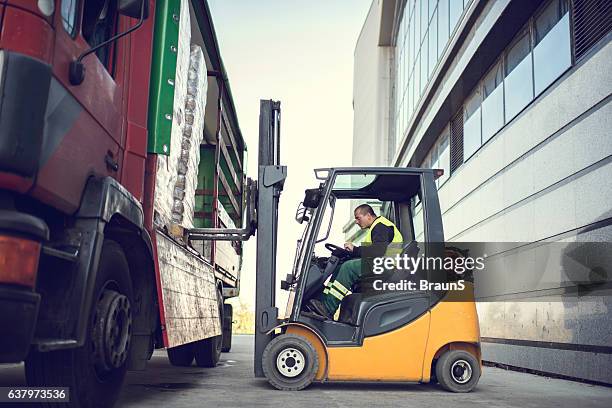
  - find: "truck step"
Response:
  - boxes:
[41,245,79,262]
[33,339,79,352]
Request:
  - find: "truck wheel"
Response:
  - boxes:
[221,304,233,352]
[194,287,223,367]
[435,350,481,392]
[25,240,133,408]
[262,334,318,391]
[167,343,194,367]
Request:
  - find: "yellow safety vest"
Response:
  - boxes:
[363,216,403,256]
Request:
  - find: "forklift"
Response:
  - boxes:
[196,100,481,392]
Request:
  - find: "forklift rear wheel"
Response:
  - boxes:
[435,350,480,392]
[25,240,133,408]
[221,303,233,352]
[262,334,319,391]
[167,343,195,367]
[194,288,223,367]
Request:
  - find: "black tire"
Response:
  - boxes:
[167,343,195,367]
[435,350,481,392]
[262,334,318,391]
[25,240,134,408]
[221,304,233,352]
[194,287,223,367]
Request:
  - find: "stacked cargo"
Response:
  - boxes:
[148,0,220,347]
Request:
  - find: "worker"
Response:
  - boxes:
[307,204,403,319]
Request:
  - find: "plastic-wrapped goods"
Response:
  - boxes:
[153,0,191,231]
[171,45,207,228]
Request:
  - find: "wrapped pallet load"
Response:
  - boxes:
[151,0,220,348]
[153,0,192,232]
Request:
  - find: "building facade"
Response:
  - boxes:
[352,0,611,383]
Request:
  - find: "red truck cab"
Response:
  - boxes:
[0,1,158,406]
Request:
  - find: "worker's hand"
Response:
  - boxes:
[344,242,354,252]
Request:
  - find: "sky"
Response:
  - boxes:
[207,0,373,311]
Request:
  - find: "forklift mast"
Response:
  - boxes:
[254,100,287,377]
[187,100,286,377]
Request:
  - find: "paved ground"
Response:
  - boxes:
[1,335,611,407]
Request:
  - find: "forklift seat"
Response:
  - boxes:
[339,241,423,327]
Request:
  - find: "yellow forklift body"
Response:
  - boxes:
[286,285,480,383]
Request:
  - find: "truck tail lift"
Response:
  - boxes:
[202,100,482,392]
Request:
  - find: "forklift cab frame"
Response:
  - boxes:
[286,167,445,334]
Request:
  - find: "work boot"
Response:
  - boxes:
[307,299,332,319]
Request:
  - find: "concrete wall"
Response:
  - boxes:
[442,40,612,385]
[352,1,394,167]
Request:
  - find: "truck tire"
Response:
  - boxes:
[262,334,318,391]
[194,287,223,367]
[25,240,134,408]
[435,350,481,392]
[167,343,194,367]
[221,304,233,352]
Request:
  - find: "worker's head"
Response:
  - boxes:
[354,204,377,229]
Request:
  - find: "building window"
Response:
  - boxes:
[504,30,533,121]
[61,0,78,36]
[533,0,571,95]
[457,0,574,164]
[393,0,467,152]
[420,125,450,188]
[481,60,504,143]
[437,127,450,186]
[438,0,450,50]
[449,0,464,34]
[429,7,438,77]
[463,87,481,160]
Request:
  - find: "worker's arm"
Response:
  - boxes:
[352,224,394,258]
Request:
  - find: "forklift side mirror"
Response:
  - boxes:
[118,0,150,19]
[303,188,322,209]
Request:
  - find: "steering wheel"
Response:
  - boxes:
[325,243,352,258]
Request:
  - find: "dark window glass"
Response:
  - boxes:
[463,87,482,160]
[61,0,78,35]
[533,0,571,95]
[82,0,119,70]
[504,31,533,121]
[438,127,450,186]
[482,61,504,142]
[534,0,569,44]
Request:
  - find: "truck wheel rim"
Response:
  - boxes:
[451,359,472,384]
[276,348,305,378]
[93,289,132,375]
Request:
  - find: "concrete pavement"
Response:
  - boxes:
[0,335,610,407]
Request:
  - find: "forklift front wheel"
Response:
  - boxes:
[262,334,318,391]
[435,350,481,392]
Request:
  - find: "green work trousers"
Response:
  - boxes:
[321,258,361,314]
